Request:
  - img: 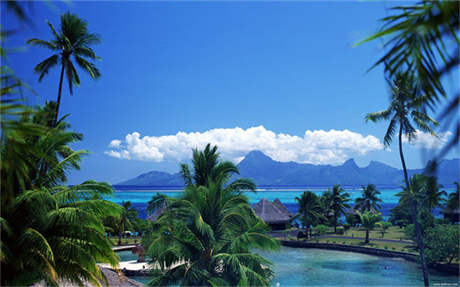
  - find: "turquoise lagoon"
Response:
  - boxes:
[119,247,459,286]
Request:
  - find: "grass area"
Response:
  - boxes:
[281,226,416,254]
[306,237,417,254]
[108,236,142,246]
[342,226,410,241]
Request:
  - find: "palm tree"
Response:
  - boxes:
[355,184,382,213]
[445,182,459,224]
[180,143,256,191]
[357,211,381,244]
[359,1,459,156]
[446,182,459,211]
[328,185,350,233]
[27,12,101,124]
[1,104,121,286]
[146,178,279,286]
[422,176,447,212]
[366,72,438,286]
[144,146,279,286]
[118,201,138,246]
[294,191,324,238]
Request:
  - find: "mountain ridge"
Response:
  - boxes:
[117,150,459,187]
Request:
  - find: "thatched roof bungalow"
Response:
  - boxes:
[253,198,292,230]
[273,198,293,217]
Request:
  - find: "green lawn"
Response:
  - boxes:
[342,226,410,241]
[281,226,417,254]
[305,237,417,254]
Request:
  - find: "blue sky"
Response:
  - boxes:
[4,1,458,184]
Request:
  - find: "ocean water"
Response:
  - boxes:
[105,187,455,220]
[119,247,459,286]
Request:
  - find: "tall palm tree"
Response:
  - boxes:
[145,145,278,286]
[359,1,459,156]
[1,104,121,286]
[27,12,101,124]
[366,72,438,287]
[118,201,138,246]
[146,178,279,286]
[180,143,256,191]
[328,185,350,233]
[355,184,383,213]
[357,211,381,244]
[294,191,324,238]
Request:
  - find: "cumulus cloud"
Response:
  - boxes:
[109,139,122,148]
[105,126,384,165]
[403,130,452,149]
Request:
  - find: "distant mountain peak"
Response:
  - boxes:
[342,158,358,169]
[117,150,459,187]
[243,150,274,162]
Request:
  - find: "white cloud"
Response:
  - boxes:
[109,139,122,148]
[403,130,452,149]
[105,126,384,165]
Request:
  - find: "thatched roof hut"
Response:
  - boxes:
[273,198,293,217]
[253,198,291,230]
[146,204,166,222]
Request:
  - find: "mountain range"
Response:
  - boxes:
[116,150,459,187]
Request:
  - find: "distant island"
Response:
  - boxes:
[116,150,459,188]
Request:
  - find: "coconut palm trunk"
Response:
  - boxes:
[398,123,430,287]
[118,219,124,246]
[365,229,369,244]
[55,62,65,125]
[334,214,337,233]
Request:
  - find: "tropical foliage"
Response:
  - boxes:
[423,224,459,264]
[444,182,459,223]
[325,185,350,233]
[27,12,101,123]
[180,143,256,192]
[1,102,121,286]
[117,201,139,245]
[357,211,382,244]
[366,71,439,287]
[144,145,279,286]
[359,1,459,156]
[355,184,382,213]
[293,191,324,238]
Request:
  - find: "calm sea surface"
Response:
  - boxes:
[106,187,455,219]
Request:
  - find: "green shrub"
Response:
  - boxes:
[342,241,346,245]
[313,224,329,235]
[336,226,345,235]
[392,247,396,250]
[343,223,352,231]
[384,246,388,250]
[326,240,330,243]
[332,241,337,244]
